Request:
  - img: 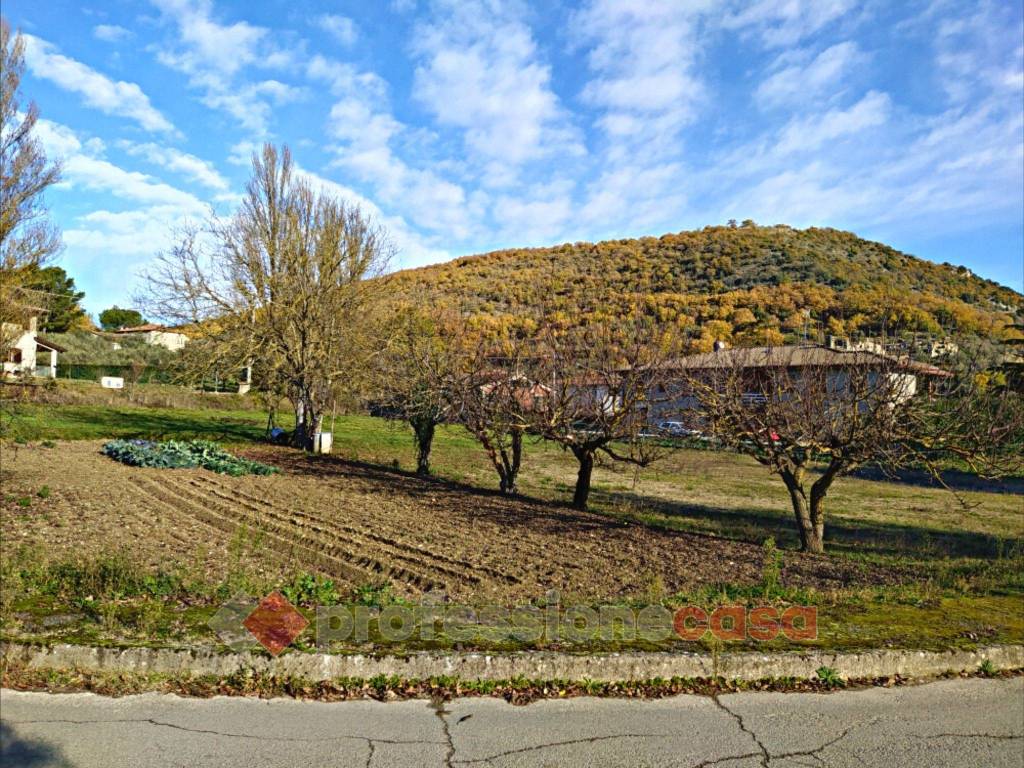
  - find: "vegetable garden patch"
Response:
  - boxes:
[102,439,278,476]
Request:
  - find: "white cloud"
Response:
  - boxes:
[931,1,1023,104]
[712,90,1021,234]
[64,155,208,210]
[773,90,890,155]
[33,117,90,158]
[723,0,859,48]
[573,0,712,157]
[756,42,864,107]
[411,0,582,184]
[119,141,230,191]
[317,14,358,46]
[227,140,260,166]
[151,0,296,133]
[34,119,215,310]
[293,165,451,268]
[199,80,306,133]
[93,25,133,43]
[493,180,575,243]
[22,35,176,134]
[152,0,271,79]
[308,55,475,238]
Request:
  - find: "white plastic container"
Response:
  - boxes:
[315,432,333,454]
[100,376,124,389]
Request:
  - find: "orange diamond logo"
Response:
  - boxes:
[242,591,308,656]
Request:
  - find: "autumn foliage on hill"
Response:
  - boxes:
[385,224,1021,350]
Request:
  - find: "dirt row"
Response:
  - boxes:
[1,441,901,601]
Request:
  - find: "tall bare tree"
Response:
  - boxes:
[523,323,675,510]
[142,144,392,449]
[1,19,62,352]
[676,348,1023,552]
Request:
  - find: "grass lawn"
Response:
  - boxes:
[2,399,1022,654]
[4,403,283,443]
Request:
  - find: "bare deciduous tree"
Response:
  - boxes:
[523,323,675,510]
[446,339,536,494]
[374,305,459,475]
[1,19,62,352]
[141,144,392,449]
[676,347,1023,552]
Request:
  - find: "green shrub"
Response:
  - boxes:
[282,572,340,607]
[815,666,845,687]
[102,439,277,476]
[21,554,185,601]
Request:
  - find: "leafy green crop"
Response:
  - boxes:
[102,439,277,476]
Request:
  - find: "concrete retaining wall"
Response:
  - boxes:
[3,642,1022,682]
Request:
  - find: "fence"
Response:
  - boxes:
[55,364,240,392]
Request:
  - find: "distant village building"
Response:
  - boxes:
[646,343,950,422]
[110,324,189,351]
[2,314,65,379]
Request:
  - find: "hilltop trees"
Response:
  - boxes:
[383,225,1020,347]
[99,306,145,331]
[1,19,62,349]
[142,144,392,450]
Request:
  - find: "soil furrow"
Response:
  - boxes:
[189,475,514,584]
[145,474,441,593]
[130,475,390,590]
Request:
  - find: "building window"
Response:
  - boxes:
[7,349,22,364]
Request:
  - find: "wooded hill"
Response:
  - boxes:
[385,224,1022,350]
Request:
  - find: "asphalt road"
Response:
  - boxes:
[2,677,1022,767]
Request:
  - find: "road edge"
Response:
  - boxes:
[3,641,1022,683]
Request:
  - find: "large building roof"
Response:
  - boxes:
[662,345,950,376]
[111,324,185,334]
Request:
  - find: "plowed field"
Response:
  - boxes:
[1,441,900,601]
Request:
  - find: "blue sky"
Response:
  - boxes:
[5,0,1023,316]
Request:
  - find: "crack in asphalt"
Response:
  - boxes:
[691,709,881,768]
[4,717,443,748]
[7,698,1022,766]
[919,732,1024,741]
[451,733,674,765]
[712,695,771,767]
[429,698,456,768]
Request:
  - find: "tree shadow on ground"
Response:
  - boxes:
[38,407,266,443]
[0,721,69,767]
[596,488,1021,560]
[252,448,903,589]
[850,465,1024,495]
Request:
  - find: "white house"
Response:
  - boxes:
[110,323,189,351]
[2,315,65,379]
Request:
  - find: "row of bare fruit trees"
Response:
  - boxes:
[141,145,1022,554]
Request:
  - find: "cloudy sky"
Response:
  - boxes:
[5,0,1023,314]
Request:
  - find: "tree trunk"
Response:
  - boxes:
[781,467,823,553]
[293,397,319,451]
[572,447,595,511]
[411,417,435,475]
[498,430,523,495]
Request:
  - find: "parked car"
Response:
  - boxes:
[657,421,701,438]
